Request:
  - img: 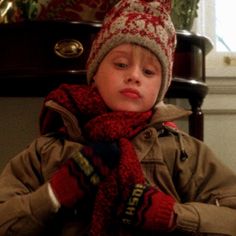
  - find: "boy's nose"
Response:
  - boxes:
[124,67,141,85]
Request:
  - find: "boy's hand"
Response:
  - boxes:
[50,142,120,208]
[121,184,176,232]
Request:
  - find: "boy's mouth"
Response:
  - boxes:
[120,88,141,99]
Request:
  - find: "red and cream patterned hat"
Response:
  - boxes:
[86,0,176,103]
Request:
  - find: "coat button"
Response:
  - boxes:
[143,130,152,139]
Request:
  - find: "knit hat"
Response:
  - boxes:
[86,0,176,103]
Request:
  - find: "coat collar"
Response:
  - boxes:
[150,102,191,127]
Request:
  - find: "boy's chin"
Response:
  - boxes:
[106,100,153,112]
[110,105,149,113]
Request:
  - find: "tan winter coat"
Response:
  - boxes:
[0,102,236,236]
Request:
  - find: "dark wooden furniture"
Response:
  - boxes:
[0,21,100,96]
[167,30,213,140]
[0,21,213,140]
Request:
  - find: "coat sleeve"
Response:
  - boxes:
[172,133,236,235]
[0,135,78,236]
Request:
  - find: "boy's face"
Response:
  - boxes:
[93,44,162,112]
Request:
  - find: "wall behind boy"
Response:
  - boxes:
[0,97,43,171]
[202,77,236,172]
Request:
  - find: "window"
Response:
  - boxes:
[196,0,236,77]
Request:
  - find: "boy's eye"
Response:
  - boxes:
[143,68,155,76]
[114,62,127,69]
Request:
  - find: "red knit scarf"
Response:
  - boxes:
[40,84,152,235]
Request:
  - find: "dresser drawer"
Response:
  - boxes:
[0,21,100,96]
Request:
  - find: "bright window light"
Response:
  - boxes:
[215,0,236,51]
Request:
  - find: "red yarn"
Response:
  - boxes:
[90,138,146,236]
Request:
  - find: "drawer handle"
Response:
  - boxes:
[54,39,84,58]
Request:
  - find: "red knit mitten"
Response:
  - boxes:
[50,142,120,208]
[121,184,176,232]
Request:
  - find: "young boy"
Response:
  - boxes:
[0,0,236,235]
